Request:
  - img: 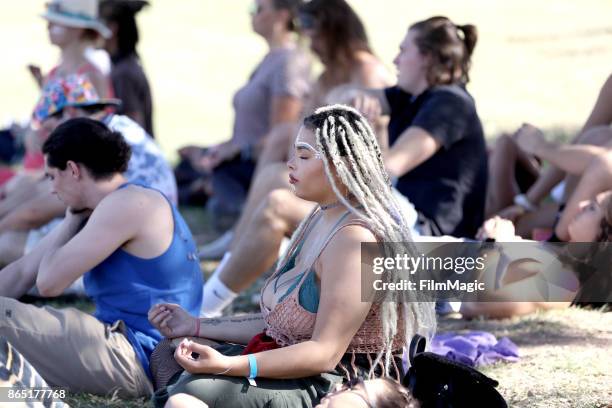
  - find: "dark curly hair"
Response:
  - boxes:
[43,117,131,180]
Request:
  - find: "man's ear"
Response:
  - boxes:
[66,160,82,179]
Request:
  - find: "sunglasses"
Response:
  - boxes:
[298,12,317,30]
[323,377,375,408]
[249,2,268,16]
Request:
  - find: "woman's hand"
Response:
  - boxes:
[326,87,382,125]
[201,141,240,170]
[514,123,549,156]
[174,339,232,375]
[477,216,519,241]
[148,303,198,338]
[496,204,526,223]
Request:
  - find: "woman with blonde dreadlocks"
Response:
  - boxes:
[148,105,435,408]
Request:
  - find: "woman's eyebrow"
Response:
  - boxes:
[295,141,318,151]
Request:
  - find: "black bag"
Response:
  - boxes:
[402,335,508,408]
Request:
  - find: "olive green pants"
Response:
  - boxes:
[152,343,342,408]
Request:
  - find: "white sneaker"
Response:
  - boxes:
[198,230,234,260]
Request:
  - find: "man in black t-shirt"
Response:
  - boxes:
[384,84,487,238]
[345,18,487,238]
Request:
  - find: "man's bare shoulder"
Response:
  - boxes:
[95,184,168,220]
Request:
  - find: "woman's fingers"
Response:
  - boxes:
[185,342,213,355]
[174,340,203,373]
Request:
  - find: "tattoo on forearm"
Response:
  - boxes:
[201,316,263,326]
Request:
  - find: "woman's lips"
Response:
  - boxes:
[289,175,298,184]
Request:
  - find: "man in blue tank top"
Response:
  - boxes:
[0,118,202,397]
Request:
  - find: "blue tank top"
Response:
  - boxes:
[84,183,203,378]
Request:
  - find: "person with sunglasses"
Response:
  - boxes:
[174,0,311,230]
[317,377,420,408]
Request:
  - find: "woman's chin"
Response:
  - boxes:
[290,188,313,202]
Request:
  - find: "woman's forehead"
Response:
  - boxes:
[296,126,316,143]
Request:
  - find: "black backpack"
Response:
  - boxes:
[402,335,508,408]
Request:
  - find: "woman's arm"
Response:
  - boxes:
[174,226,377,378]
[515,124,609,175]
[270,95,303,126]
[461,255,574,319]
[582,73,612,131]
[87,70,111,99]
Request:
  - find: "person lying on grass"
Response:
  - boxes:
[461,189,612,319]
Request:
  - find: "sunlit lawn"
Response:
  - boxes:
[2,0,612,161]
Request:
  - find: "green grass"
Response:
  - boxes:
[2,1,612,161]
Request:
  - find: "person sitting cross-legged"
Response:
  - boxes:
[148,105,435,408]
[0,118,202,397]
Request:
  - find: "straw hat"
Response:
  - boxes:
[42,0,112,38]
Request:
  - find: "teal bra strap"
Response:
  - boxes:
[276,209,354,306]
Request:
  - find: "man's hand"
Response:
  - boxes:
[327,88,382,125]
[148,303,198,338]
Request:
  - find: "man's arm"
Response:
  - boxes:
[36,190,141,297]
[0,215,74,298]
[385,127,441,178]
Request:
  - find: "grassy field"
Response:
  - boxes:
[2,1,612,161]
[17,210,612,407]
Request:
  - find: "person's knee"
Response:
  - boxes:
[0,232,25,266]
[165,393,208,408]
[258,189,292,234]
[268,122,295,144]
[259,162,289,183]
[0,297,22,332]
[493,133,516,152]
[576,125,612,146]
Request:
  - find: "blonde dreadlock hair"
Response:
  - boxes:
[279,104,436,377]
